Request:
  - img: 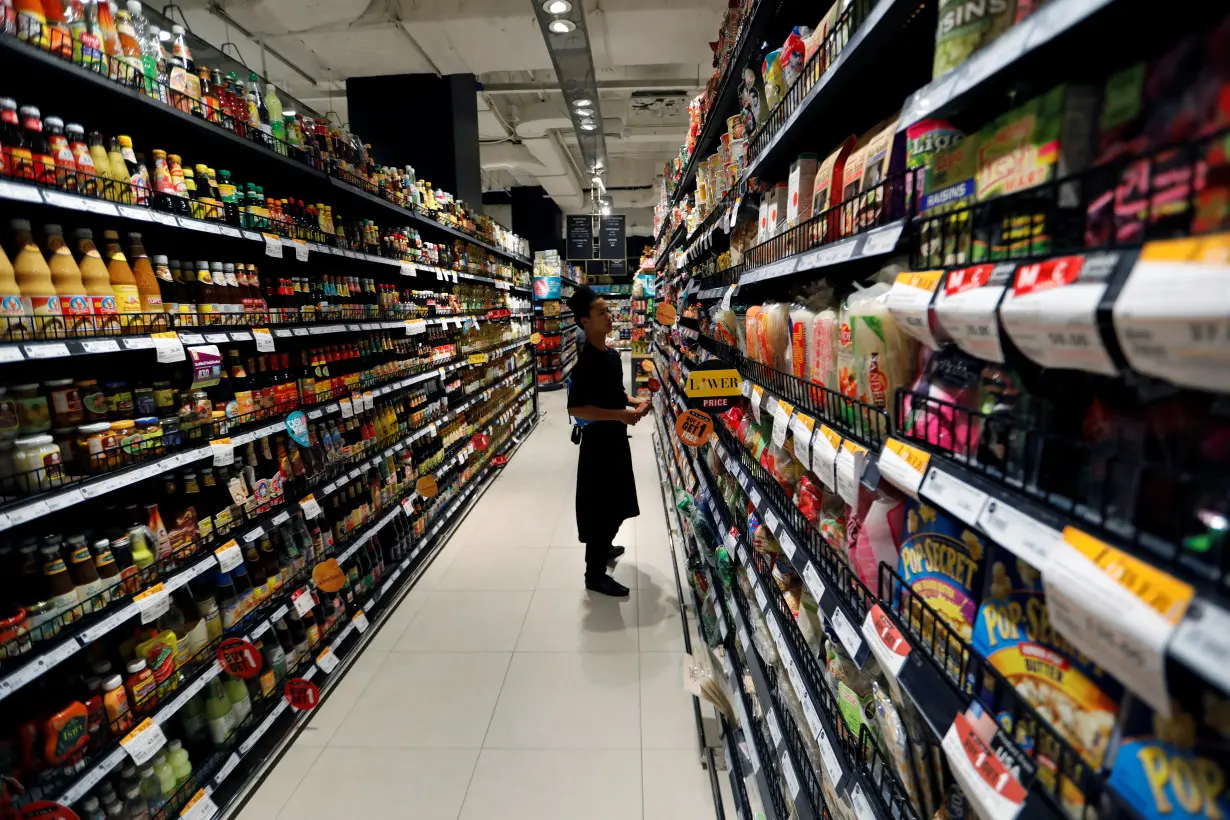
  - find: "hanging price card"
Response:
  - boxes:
[151,331,185,363]
[811,425,841,491]
[291,587,314,617]
[942,712,1027,820]
[299,494,322,519]
[835,441,866,506]
[214,540,242,572]
[352,610,369,633]
[315,647,339,674]
[770,399,794,448]
[134,584,169,624]
[934,263,1013,363]
[293,240,309,262]
[885,270,943,349]
[210,437,233,467]
[120,718,167,766]
[878,438,931,497]
[262,233,283,258]
[749,385,764,423]
[251,327,275,352]
[179,789,218,820]
[790,413,815,466]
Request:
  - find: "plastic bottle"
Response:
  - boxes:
[169,24,191,71]
[265,82,285,152]
[101,229,141,328]
[125,658,157,716]
[137,765,161,815]
[75,228,119,334]
[223,673,252,725]
[102,798,125,820]
[101,673,132,733]
[166,738,192,790]
[10,218,63,338]
[204,677,233,747]
[114,5,144,88]
[80,795,106,820]
[107,137,132,204]
[125,1,158,98]
[126,233,164,329]
[96,0,124,79]
[123,783,149,820]
[179,690,207,744]
[0,243,28,339]
[43,224,91,335]
[151,751,175,806]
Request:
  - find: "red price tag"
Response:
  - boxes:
[285,678,320,710]
[1013,255,1084,296]
[218,637,262,679]
[492,455,508,467]
[472,434,490,451]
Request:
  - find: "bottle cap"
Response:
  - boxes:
[126,658,146,674]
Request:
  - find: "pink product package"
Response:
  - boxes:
[849,491,905,588]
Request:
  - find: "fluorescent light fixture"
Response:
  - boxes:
[572,98,592,108]
[548,19,575,33]
[579,121,597,131]
[543,0,572,13]
[574,108,594,117]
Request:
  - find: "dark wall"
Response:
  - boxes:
[510,186,563,256]
[346,73,482,210]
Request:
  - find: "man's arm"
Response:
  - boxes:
[572,405,641,424]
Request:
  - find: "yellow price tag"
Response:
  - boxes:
[885,438,931,474]
[842,440,867,457]
[1062,528,1194,625]
[819,425,841,451]
[134,583,164,601]
[894,271,943,292]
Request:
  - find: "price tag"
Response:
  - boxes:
[812,425,841,491]
[293,240,309,262]
[263,233,283,258]
[352,610,369,633]
[22,343,70,359]
[1043,528,1193,715]
[999,253,1120,376]
[210,437,233,466]
[120,718,167,765]
[150,331,185,363]
[81,339,121,353]
[179,788,218,820]
[780,752,801,799]
[921,468,989,527]
[291,587,314,616]
[316,647,339,674]
[300,494,321,519]
[363,391,375,411]
[0,179,45,202]
[850,783,877,820]
[879,438,931,498]
[770,399,794,448]
[339,398,353,418]
[778,530,796,560]
[749,385,764,423]
[831,607,863,658]
[934,263,1012,363]
[247,328,271,352]
[885,270,943,349]
[134,584,169,624]
[802,562,826,605]
[214,540,242,572]
[835,441,866,507]
[942,712,1027,820]
[1113,234,1230,391]
[976,499,1058,569]
[754,584,768,612]
[790,413,815,466]
[763,508,779,535]
[862,604,912,684]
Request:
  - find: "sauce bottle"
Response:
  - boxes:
[11,218,64,338]
[44,224,91,335]
[1,98,25,180]
[86,131,118,200]
[83,676,109,753]
[44,116,76,192]
[92,537,123,605]
[105,136,131,204]
[0,243,27,339]
[126,233,165,329]
[75,228,120,334]
[66,123,97,197]
[66,533,104,611]
[41,540,80,617]
[125,657,157,716]
[152,254,176,320]
[114,5,144,88]
[194,259,217,322]
[172,260,197,327]
[96,0,124,80]
[18,106,55,187]
[101,229,142,328]
[117,137,148,205]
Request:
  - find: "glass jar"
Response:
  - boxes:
[135,418,162,456]
[13,434,65,492]
[0,387,18,448]
[77,422,118,473]
[77,379,108,423]
[51,427,77,471]
[159,417,182,451]
[23,600,58,644]
[13,384,50,436]
[133,386,156,418]
[0,608,31,662]
[110,420,140,461]
[152,381,175,416]
[210,410,228,439]
[44,379,84,427]
[104,381,134,422]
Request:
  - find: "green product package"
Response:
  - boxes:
[921,134,979,267]
[932,0,1018,79]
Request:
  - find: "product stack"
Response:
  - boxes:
[651,2,1230,820]
[532,251,577,391]
[0,11,540,820]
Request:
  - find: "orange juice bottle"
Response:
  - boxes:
[10,219,63,338]
[101,230,141,329]
[0,243,27,340]
[43,225,92,336]
[75,229,120,335]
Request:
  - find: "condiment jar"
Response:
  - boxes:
[13,434,64,492]
[0,387,18,446]
[110,420,139,460]
[77,379,108,422]
[24,600,58,643]
[44,379,83,426]
[159,417,181,450]
[104,381,134,421]
[12,384,50,435]
[51,427,77,470]
[152,381,175,415]
[134,385,156,418]
[77,422,119,473]
[135,418,162,456]
[0,608,30,662]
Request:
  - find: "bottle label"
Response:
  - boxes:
[90,294,118,316]
[0,294,24,316]
[113,284,141,313]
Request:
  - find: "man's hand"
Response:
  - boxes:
[616,408,643,426]
[635,399,652,418]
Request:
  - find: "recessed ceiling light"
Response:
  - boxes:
[548,19,575,33]
[572,98,592,108]
[574,108,594,117]
[543,0,572,13]
[580,121,597,131]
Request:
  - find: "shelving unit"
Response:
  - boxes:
[0,19,541,820]
[531,250,577,391]
[629,289,655,398]
[649,2,1230,820]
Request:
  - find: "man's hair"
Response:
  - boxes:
[567,286,599,327]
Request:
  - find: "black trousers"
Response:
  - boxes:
[583,520,620,582]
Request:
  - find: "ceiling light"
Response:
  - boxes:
[543,0,572,13]
[601,204,611,216]
[572,99,592,108]
[574,108,594,117]
[157,28,171,41]
[591,174,601,184]
[579,121,597,131]
[548,19,575,33]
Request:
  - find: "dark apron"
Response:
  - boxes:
[575,420,639,544]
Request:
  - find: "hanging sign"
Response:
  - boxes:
[284,411,310,447]
[218,637,262,679]
[647,377,661,393]
[416,475,439,498]
[530,332,543,345]
[312,558,347,593]
[683,358,743,411]
[188,344,222,389]
[492,455,508,467]
[641,358,655,373]
[472,434,490,451]
[675,408,715,447]
[285,678,320,710]
[655,303,677,326]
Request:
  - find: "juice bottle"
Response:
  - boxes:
[149,149,175,202]
[204,678,233,747]
[10,219,63,338]
[67,123,98,198]
[42,1,75,59]
[43,224,91,335]
[76,0,106,72]
[126,232,165,329]
[265,81,285,153]
[169,24,191,71]
[0,244,28,340]
[106,136,132,204]
[101,229,142,328]
[75,228,119,334]
[114,6,144,90]
[96,0,123,81]
[151,750,175,807]
[166,739,191,791]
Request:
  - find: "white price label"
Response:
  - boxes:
[136,586,170,624]
[23,343,70,359]
[352,610,369,633]
[878,438,931,498]
[253,328,276,352]
[830,607,863,658]
[339,398,353,418]
[885,271,943,350]
[778,530,796,560]
[942,713,1027,820]
[922,468,989,527]
[763,508,779,535]
[292,588,314,616]
[850,783,878,820]
[749,385,764,423]
[976,499,1058,570]
[150,332,185,363]
[210,438,233,466]
[179,789,218,820]
[263,234,283,258]
[802,562,826,605]
[800,693,823,742]
[790,413,815,466]
[315,648,340,674]
[811,425,840,491]
[81,339,121,353]
[1170,599,1230,697]
[780,752,800,799]
[934,264,1011,363]
[770,399,793,448]
[817,722,844,787]
[214,541,242,573]
[294,241,309,262]
[120,718,167,766]
[299,494,322,519]
[767,708,783,746]
[835,443,865,507]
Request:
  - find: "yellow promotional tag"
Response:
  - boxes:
[819,425,841,451]
[894,270,943,291]
[885,438,930,474]
[1062,528,1194,625]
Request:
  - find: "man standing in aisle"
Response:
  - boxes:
[566,285,651,597]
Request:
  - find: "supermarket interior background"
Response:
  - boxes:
[0,0,1228,819]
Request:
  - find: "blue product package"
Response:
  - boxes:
[897,498,986,643]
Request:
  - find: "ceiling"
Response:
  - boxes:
[169,0,727,236]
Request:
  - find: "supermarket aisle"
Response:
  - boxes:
[236,385,727,819]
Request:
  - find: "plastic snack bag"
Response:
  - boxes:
[762,48,786,109]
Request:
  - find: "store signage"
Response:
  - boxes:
[416,475,439,498]
[684,359,742,411]
[492,455,508,467]
[567,215,593,260]
[188,344,222,389]
[312,558,347,593]
[472,434,490,451]
[675,408,715,447]
[655,303,677,326]
[284,411,310,447]
[218,638,262,679]
[647,377,661,392]
[599,215,626,260]
[530,332,543,345]
[608,258,627,277]
[285,678,320,710]
[641,358,655,373]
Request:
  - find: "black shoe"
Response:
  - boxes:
[586,575,630,597]
[607,545,626,561]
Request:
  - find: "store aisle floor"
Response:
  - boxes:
[236,384,728,820]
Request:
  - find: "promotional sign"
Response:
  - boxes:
[218,637,262,679]
[416,475,439,498]
[472,434,490,451]
[567,215,594,260]
[532,273,561,299]
[530,332,543,345]
[492,454,508,467]
[684,359,743,411]
[675,408,715,447]
[312,558,347,592]
[285,678,320,710]
[188,344,222,389]
[599,215,627,260]
[608,258,627,277]
[647,377,661,392]
[284,410,310,447]
[641,358,655,373]
[16,803,79,820]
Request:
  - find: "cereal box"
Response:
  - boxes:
[897,498,986,643]
[971,545,1122,769]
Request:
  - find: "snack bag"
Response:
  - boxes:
[898,498,986,645]
[921,132,979,267]
[781,27,810,90]
[905,119,964,214]
[762,49,786,110]
[932,0,1018,79]
[811,137,857,245]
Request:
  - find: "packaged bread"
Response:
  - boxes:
[811,136,857,246]
[789,304,816,379]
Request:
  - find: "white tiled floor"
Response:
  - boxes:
[238,383,727,820]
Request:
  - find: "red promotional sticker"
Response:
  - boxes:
[218,637,262,679]
[945,264,994,296]
[17,803,80,820]
[285,678,320,710]
[1013,255,1084,296]
[647,377,662,393]
[492,455,508,467]
[472,434,490,451]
